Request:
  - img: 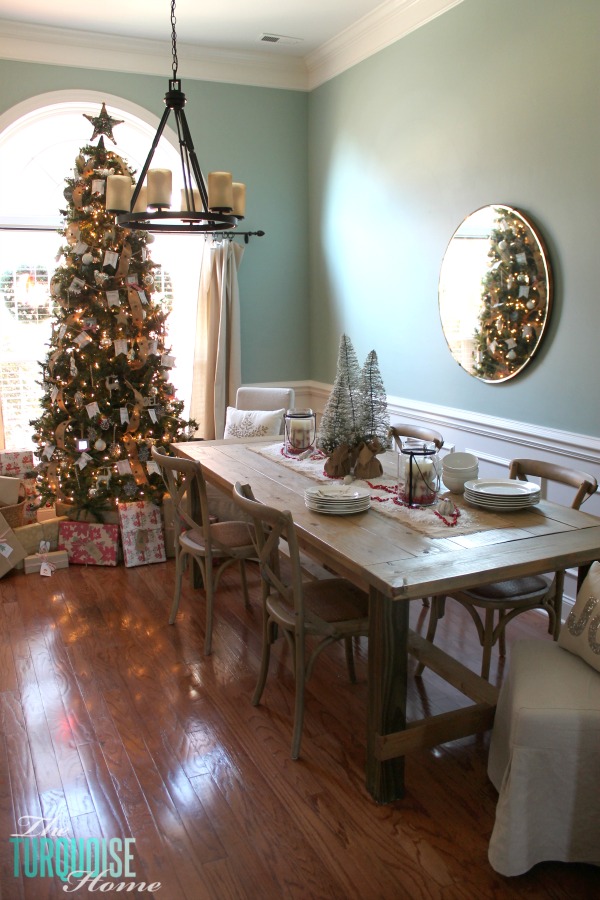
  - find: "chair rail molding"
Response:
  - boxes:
[254,380,600,609]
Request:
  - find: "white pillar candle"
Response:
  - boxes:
[106,175,132,212]
[289,419,311,450]
[180,188,202,212]
[207,171,233,210]
[147,169,172,208]
[232,182,246,217]
[131,185,148,213]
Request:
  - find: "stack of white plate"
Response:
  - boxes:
[304,485,371,515]
[464,479,541,511]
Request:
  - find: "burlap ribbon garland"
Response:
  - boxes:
[116,243,132,278]
[54,418,75,450]
[127,286,145,329]
[46,462,61,496]
[122,433,148,485]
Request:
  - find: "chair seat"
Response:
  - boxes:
[268,578,369,634]
[462,573,550,602]
[487,640,600,875]
[182,520,254,554]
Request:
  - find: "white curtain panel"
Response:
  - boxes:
[0,393,5,450]
[190,239,244,439]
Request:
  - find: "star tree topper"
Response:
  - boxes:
[84,103,123,144]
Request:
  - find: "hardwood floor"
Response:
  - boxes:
[0,558,598,899]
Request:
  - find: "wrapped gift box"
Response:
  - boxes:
[58,521,119,566]
[118,501,166,567]
[0,450,34,478]
[13,516,68,565]
[22,476,41,523]
[37,505,57,523]
[0,476,21,506]
[0,511,27,579]
[24,549,69,574]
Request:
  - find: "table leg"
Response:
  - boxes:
[366,587,408,803]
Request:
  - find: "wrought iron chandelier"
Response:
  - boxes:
[106,0,245,234]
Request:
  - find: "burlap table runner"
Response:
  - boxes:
[250,443,534,538]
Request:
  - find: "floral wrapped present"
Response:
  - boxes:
[58,521,119,566]
[118,501,166,568]
[22,476,41,523]
[0,450,34,478]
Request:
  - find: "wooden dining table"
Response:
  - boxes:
[171,437,600,804]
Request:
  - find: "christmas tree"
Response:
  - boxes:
[30,104,195,520]
[317,335,390,478]
[317,334,363,455]
[472,211,548,381]
[358,350,390,446]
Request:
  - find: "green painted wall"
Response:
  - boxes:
[308,0,600,435]
[0,58,310,384]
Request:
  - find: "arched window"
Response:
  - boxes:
[0,91,199,449]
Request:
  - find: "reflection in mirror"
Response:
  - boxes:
[439,205,552,383]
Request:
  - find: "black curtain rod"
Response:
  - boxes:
[0,224,266,244]
[208,230,265,243]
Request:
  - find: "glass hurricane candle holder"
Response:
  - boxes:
[284,409,317,456]
[398,439,441,507]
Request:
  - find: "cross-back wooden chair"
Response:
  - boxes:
[231,480,369,760]
[389,422,444,451]
[416,458,598,680]
[151,447,256,655]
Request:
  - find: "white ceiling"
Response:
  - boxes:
[0,0,463,90]
[0,1,402,56]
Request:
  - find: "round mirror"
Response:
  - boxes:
[439,205,552,383]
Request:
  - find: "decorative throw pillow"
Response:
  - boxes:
[223,407,285,439]
[558,560,600,673]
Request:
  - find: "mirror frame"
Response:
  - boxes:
[439,205,553,383]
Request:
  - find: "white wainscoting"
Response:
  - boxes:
[250,380,600,607]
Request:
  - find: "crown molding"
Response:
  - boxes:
[306,0,465,89]
[0,20,309,92]
[0,1,464,93]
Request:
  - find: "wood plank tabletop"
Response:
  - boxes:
[172,439,600,601]
[172,437,600,803]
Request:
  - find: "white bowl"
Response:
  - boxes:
[442,466,479,476]
[443,452,479,471]
[443,469,479,493]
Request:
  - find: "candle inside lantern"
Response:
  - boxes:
[398,443,440,507]
[289,419,311,450]
[180,188,202,212]
[106,175,132,212]
[208,171,233,211]
[232,182,246,217]
[147,169,172,208]
[284,410,316,455]
[131,185,148,213]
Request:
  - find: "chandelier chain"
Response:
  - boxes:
[170,0,178,80]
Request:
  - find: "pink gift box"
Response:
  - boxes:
[58,521,119,566]
[0,450,34,478]
[118,501,166,568]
